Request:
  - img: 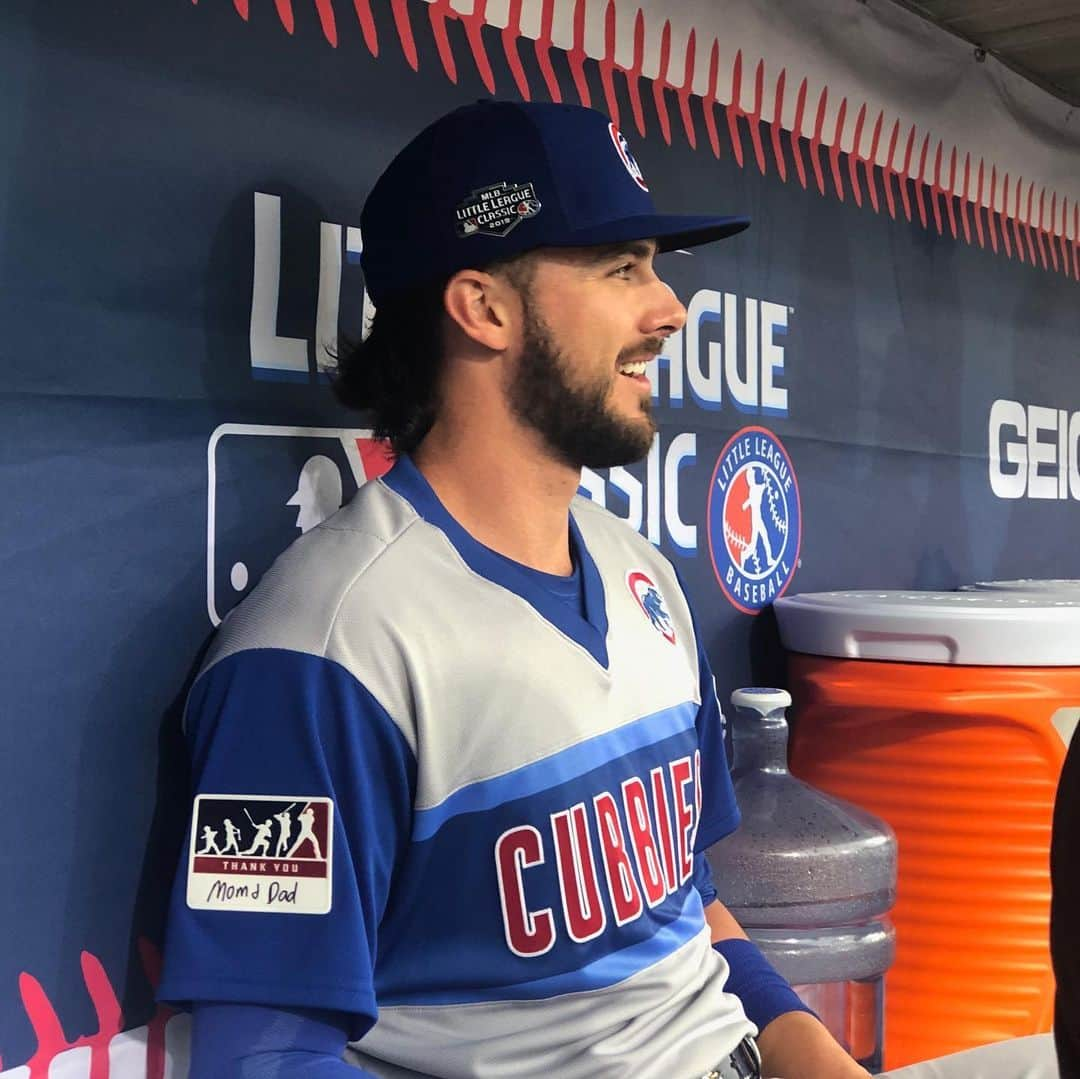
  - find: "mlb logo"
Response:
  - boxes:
[188,794,334,914]
[207,423,393,625]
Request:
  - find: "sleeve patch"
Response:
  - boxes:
[187,794,334,915]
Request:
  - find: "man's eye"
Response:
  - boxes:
[612,262,635,278]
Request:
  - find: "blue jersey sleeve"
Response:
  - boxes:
[158,648,416,1034]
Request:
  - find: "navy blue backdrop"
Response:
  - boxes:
[2,0,1078,1070]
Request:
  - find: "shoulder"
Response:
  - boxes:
[204,477,420,671]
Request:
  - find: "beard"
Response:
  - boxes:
[507,305,658,471]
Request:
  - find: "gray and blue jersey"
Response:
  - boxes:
[160,456,753,1077]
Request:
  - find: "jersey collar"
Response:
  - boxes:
[381,456,610,669]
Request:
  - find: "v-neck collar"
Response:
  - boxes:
[381,457,610,669]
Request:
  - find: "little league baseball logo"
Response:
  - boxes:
[627,571,676,644]
[187,794,333,914]
[706,427,801,614]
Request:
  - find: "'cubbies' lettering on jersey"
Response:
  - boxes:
[496,751,701,956]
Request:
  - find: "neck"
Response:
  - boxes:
[412,415,581,576]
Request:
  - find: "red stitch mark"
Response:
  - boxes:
[997,169,1008,255]
[502,0,529,99]
[82,952,123,1079]
[390,0,418,70]
[462,0,496,94]
[748,59,766,174]
[624,9,647,136]
[598,0,619,124]
[534,0,560,102]
[973,157,985,248]
[653,20,673,144]
[898,125,915,222]
[567,0,591,106]
[770,69,787,181]
[274,0,295,34]
[233,0,249,19]
[944,146,958,239]
[1073,202,1079,280]
[18,970,68,1079]
[1059,196,1069,274]
[809,86,827,195]
[702,38,721,157]
[913,133,929,229]
[1043,189,1056,272]
[864,110,883,213]
[828,97,846,200]
[929,139,943,235]
[881,118,898,218]
[788,78,808,189]
[848,102,865,207]
[959,152,971,243]
[726,49,745,168]
[677,29,697,149]
[1036,185,1045,270]
[1012,175,1026,261]
[351,0,377,54]
[427,0,457,83]
[1027,181,1041,266]
[312,0,337,45]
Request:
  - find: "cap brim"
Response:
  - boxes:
[554,213,751,253]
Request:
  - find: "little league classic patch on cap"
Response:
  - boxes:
[359,100,750,305]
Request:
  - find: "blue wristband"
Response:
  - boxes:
[712,938,815,1033]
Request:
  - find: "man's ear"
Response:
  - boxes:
[443,269,518,353]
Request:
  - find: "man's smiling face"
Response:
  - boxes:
[503,240,688,470]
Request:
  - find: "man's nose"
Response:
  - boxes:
[643,278,687,338]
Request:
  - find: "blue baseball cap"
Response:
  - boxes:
[360,99,750,305]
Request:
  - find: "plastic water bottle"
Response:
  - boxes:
[706,687,897,1072]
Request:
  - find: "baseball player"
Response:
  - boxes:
[159,101,871,1078]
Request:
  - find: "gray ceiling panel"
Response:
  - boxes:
[890,0,1080,105]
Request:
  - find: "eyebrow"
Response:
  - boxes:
[582,239,657,263]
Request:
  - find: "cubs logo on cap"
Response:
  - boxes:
[608,122,649,192]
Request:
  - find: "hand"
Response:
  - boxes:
[755,1011,872,1079]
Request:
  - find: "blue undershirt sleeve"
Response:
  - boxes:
[189,1002,373,1078]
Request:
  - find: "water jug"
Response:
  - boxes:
[706,687,896,1072]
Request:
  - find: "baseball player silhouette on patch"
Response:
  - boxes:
[287,805,323,859]
[274,805,296,857]
[198,826,221,855]
[242,813,274,857]
[221,818,242,856]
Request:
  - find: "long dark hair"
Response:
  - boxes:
[331,279,448,456]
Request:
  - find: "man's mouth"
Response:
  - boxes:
[617,358,651,379]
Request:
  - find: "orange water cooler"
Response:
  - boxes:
[773,590,1079,1069]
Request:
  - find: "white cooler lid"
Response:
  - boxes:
[774,590,1080,665]
[963,579,1080,593]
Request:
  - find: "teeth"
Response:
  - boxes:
[618,360,648,376]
